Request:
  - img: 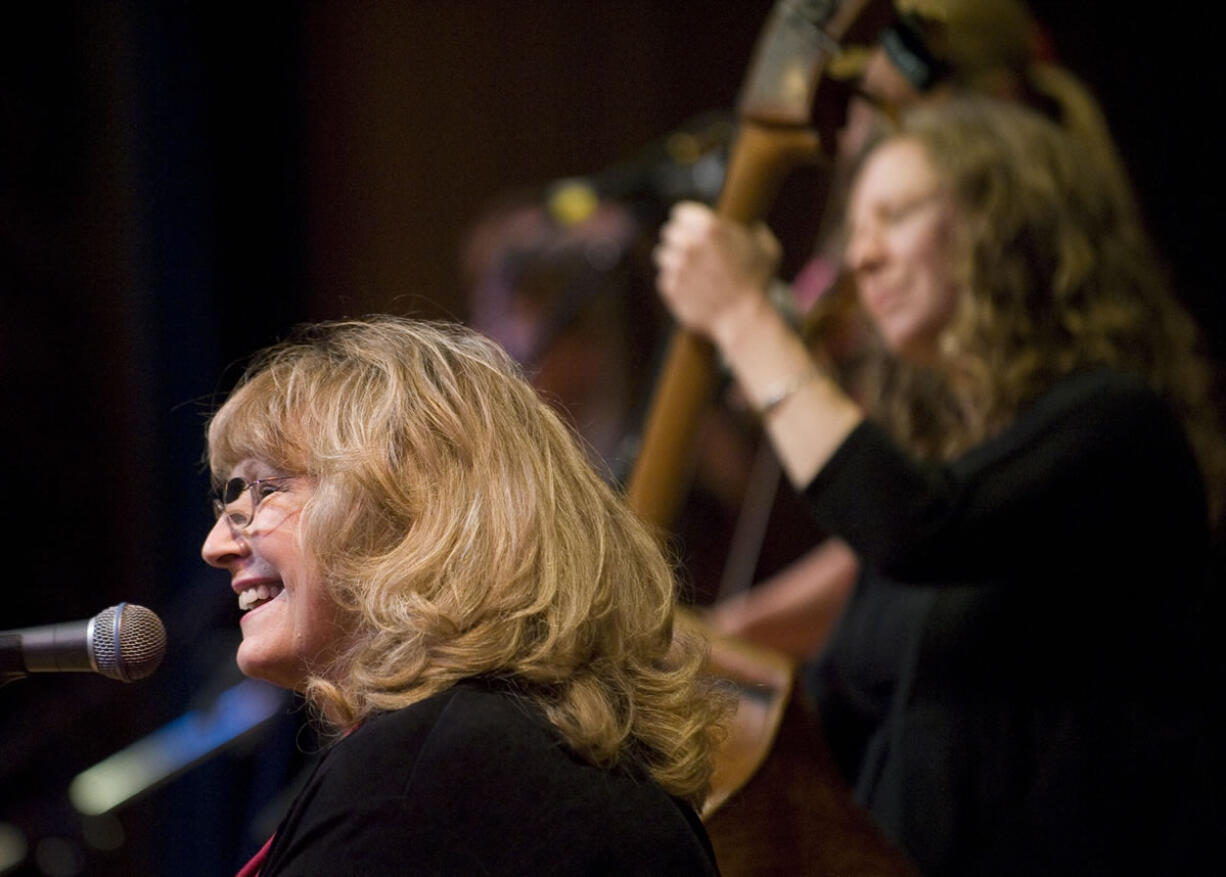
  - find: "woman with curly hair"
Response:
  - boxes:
[704,0,1150,666]
[202,316,726,875]
[654,97,1221,874]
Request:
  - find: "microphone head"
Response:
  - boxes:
[90,603,167,682]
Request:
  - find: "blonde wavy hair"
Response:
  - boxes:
[841,98,1222,514]
[206,316,726,806]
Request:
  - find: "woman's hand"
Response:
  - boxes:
[655,203,862,490]
[654,202,782,348]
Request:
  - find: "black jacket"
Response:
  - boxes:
[806,369,1221,875]
[260,679,718,876]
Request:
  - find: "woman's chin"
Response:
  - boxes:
[236,643,303,691]
[884,327,942,364]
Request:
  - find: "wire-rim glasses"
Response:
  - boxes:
[211,476,296,529]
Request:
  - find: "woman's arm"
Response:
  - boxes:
[655,202,863,488]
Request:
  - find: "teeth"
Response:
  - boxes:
[238,584,283,611]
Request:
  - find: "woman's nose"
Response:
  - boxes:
[846,222,885,276]
[201,516,249,568]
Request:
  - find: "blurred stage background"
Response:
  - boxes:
[1,3,1219,875]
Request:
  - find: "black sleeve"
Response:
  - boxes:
[804,370,1208,588]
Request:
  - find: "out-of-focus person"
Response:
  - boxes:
[655,96,1223,875]
[706,0,1145,662]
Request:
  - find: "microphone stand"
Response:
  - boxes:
[68,678,289,816]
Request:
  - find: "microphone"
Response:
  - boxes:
[0,603,167,682]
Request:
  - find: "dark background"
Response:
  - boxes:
[1,3,1218,874]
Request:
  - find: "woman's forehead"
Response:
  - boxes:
[224,457,282,480]
[211,426,304,478]
[857,139,938,198]
[210,392,307,473]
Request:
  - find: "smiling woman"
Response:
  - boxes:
[202,470,343,691]
[201,317,727,875]
[653,97,1224,875]
[844,139,959,361]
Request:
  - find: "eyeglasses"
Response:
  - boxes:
[211,476,296,530]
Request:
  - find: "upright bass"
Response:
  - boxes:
[626,1,917,873]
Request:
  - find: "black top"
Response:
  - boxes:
[260,679,719,876]
[804,369,1222,876]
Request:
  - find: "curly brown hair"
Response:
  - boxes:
[821,98,1221,515]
